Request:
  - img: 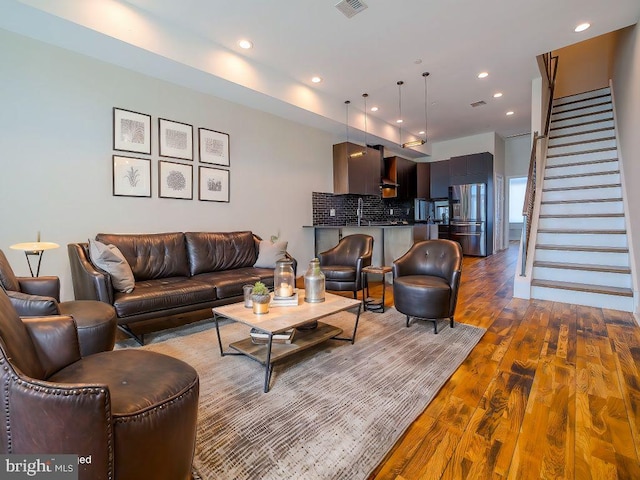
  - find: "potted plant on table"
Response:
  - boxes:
[251,281,271,315]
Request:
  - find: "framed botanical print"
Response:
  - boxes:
[112,155,151,197]
[113,108,151,154]
[199,128,230,166]
[159,160,193,200]
[159,118,193,160]
[199,166,229,202]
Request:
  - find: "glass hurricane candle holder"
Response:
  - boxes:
[273,258,295,298]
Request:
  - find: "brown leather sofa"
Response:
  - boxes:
[68,231,296,342]
[0,288,199,480]
[392,239,463,333]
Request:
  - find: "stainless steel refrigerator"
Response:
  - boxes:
[449,183,487,256]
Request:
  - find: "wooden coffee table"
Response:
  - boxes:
[212,290,362,392]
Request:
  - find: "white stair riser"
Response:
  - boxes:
[548,129,615,146]
[533,267,631,289]
[546,162,618,176]
[550,111,613,129]
[547,150,617,166]
[536,232,627,247]
[543,172,620,189]
[530,286,634,312]
[542,186,622,202]
[552,95,611,114]
[554,88,610,106]
[538,216,626,230]
[551,104,612,121]
[549,119,615,137]
[547,139,617,156]
[540,201,624,215]
[534,249,630,266]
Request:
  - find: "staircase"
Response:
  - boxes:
[530,87,635,312]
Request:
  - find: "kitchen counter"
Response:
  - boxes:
[304,224,414,267]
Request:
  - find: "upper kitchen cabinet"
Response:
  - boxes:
[416,162,430,199]
[429,159,450,199]
[333,142,382,195]
[449,152,493,186]
[382,156,416,200]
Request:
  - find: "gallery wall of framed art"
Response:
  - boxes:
[111,107,231,203]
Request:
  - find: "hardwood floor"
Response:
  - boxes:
[364,242,640,480]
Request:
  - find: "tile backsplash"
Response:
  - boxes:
[312,192,413,226]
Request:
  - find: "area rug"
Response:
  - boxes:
[126,308,485,480]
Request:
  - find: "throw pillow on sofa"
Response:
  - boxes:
[253,240,288,269]
[89,239,135,293]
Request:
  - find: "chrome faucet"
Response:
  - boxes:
[357,197,364,226]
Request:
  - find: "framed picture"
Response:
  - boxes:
[199,128,230,166]
[159,160,193,200]
[113,108,151,154]
[112,155,151,197]
[159,118,193,160]
[199,166,230,202]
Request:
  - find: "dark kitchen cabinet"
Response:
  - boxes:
[416,162,430,199]
[449,152,493,186]
[382,156,416,200]
[429,159,449,199]
[333,142,382,195]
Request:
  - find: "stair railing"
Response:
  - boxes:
[519,52,558,277]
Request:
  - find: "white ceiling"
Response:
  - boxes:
[3,0,640,158]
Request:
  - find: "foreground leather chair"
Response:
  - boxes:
[392,239,463,333]
[318,234,373,298]
[0,249,117,356]
[0,288,199,480]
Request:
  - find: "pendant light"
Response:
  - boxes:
[348,93,369,158]
[402,72,430,148]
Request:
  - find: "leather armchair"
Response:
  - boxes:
[318,234,374,298]
[0,289,199,480]
[392,239,463,333]
[0,249,117,356]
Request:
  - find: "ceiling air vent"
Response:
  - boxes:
[470,100,487,108]
[335,0,368,18]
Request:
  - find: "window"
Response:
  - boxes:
[508,177,527,223]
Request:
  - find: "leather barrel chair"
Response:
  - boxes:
[392,239,463,333]
[0,249,117,356]
[0,289,199,480]
[318,234,374,298]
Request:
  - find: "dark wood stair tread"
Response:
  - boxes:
[547,136,615,150]
[548,126,613,141]
[536,244,628,253]
[537,228,625,234]
[542,183,620,192]
[533,261,630,274]
[546,158,618,169]
[549,118,613,133]
[538,213,624,218]
[547,146,617,158]
[531,279,633,297]
[541,198,622,205]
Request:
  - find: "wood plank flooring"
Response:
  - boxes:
[363,242,640,480]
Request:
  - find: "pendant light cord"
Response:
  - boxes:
[345,100,350,145]
[362,93,368,147]
[397,81,403,146]
[423,72,430,142]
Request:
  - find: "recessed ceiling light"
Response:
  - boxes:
[238,39,253,49]
[311,76,322,83]
[575,23,590,33]
[396,119,403,124]
[370,106,379,112]
[493,92,503,98]
[506,111,514,116]
[478,72,489,79]
[419,131,426,135]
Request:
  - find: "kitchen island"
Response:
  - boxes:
[303,224,414,271]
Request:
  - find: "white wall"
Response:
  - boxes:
[0,29,334,300]
[612,23,640,316]
[429,132,496,162]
